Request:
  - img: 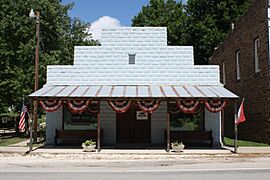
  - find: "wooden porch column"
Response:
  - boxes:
[166,101,170,152]
[97,101,101,152]
[234,100,238,153]
[33,99,38,142]
[221,108,225,144]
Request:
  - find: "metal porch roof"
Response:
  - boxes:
[29,85,238,99]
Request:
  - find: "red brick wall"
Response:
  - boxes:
[210,0,270,144]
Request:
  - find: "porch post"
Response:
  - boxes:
[166,101,170,152]
[234,100,238,153]
[221,108,225,144]
[97,100,101,152]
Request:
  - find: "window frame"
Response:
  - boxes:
[254,38,260,73]
[128,54,136,64]
[222,61,226,85]
[236,50,240,81]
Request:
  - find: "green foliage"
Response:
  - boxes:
[0,137,28,147]
[132,0,252,65]
[83,139,96,146]
[170,112,202,131]
[186,0,252,64]
[171,140,184,146]
[132,0,187,45]
[0,0,98,114]
[224,137,270,147]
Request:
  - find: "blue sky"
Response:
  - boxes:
[61,0,186,26]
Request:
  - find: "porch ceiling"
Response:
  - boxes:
[29,85,238,99]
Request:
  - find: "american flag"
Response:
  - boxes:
[19,104,28,132]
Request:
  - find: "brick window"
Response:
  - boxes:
[254,38,260,73]
[129,54,136,64]
[236,51,240,80]
[222,61,226,85]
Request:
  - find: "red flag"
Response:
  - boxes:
[19,104,28,132]
[235,99,246,125]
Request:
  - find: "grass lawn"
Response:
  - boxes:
[224,137,270,147]
[0,137,28,146]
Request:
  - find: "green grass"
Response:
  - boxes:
[224,137,270,147]
[0,137,27,146]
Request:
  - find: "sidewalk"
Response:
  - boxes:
[1,139,270,155]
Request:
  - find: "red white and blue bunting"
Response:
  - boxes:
[176,100,200,113]
[67,100,91,113]
[168,102,180,114]
[39,99,62,112]
[88,103,99,114]
[137,100,160,113]
[108,100,132,113]
[204,100,227,113]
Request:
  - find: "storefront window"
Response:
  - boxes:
[170,104,204,131]
[63,107,97,130]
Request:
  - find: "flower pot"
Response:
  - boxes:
[82,144,96,152]
[171,144,185,152]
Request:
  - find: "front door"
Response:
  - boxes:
[116,102,151,143]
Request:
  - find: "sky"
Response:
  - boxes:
[61,0,186,40]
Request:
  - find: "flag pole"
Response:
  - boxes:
[234,101,238,153]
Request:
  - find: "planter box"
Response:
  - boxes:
[82,144,96,152]
[171,144,185,152]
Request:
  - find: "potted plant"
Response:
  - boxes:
[171,140,185,152]
[81,140,96,152]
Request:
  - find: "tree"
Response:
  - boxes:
[132,0,187,45]
[0,0,97,113]
[186,0,252,64]
[132,0,252,65]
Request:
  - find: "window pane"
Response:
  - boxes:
[63,107,97,130]
[236,51,240,80]
[170,107,204,131]
[222,61,226,85]
[129,54,135,64]
[255,38,260,73]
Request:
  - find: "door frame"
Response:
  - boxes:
[116,102,151,144]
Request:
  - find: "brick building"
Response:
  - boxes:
[209,0,270,143]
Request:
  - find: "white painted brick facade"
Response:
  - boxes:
[151,101,167,144]
[100,101,116,145]
[45,27,221,86]
[44,27,222,147]
[46,107,63,145]
[204,108,222,147]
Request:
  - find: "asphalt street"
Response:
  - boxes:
[0,154,269,180]
[0,168,270,180]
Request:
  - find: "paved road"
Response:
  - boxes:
[0,168,269,180]
[0,154,269,180]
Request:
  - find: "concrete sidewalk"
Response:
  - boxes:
[1,139,270,155]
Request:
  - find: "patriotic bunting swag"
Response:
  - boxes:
[88,103,99,114]
[204,100,227,113]
[39,100,62,112]
[137,100,160,113]
[108,100,131,113]
[67,100,91,113]
[168,103,180,114]
[192,105,202,114]
[176,100,200,113]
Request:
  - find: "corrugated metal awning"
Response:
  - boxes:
[29,85,238,99]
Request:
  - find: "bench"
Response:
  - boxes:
[165,130,213,147]
[54,129,103,145]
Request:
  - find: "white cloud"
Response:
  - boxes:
[86,16,121,41]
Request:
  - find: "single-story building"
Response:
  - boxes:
[29,27,238,151]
